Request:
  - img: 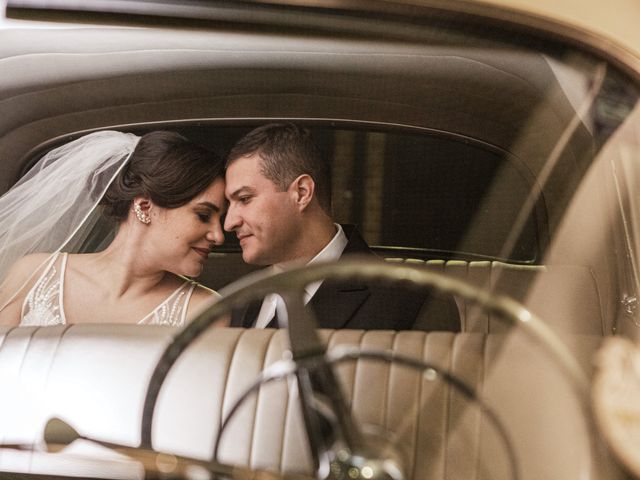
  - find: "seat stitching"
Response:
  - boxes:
[349,330,366,415]
[442,333,454,480]
[0,326,37,448]
[0,326,16,352]
[446,260,470,332]
[473,334,488,480]
[26,325,71,470]
[247,329,278,469]
[15,328,37,378]
[409,331,426,480]
[277,335,290,471]
[488,263,495,334]
[214,328,246,461]
[382,333,393,436]
[38,324,72,405]
[462,261,469,332]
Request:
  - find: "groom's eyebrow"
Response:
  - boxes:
[227,186,253,200]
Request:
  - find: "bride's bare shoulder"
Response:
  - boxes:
[0,253,56,324]
[4,253,54,283]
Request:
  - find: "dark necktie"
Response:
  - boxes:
[242,299,262,328]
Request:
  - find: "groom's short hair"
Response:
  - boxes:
[227,123,331,213]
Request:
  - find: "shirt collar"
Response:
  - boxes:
[273,224,347,271]
[272,224,348,297]
[308,223,348,266]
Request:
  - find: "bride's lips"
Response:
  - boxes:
[192,247,210,259]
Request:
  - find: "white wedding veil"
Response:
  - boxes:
[0,130,141,290]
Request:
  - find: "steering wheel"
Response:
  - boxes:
[140,258,595,480]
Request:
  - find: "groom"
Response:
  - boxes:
[224,123,460,331]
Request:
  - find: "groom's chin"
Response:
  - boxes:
[241,249,267,266]
[241,250,256,265]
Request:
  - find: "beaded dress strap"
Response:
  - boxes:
[20,252,65,326]
[137,281,196,327]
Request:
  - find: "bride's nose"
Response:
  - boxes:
[206,222,225,246]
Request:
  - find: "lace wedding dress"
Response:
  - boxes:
[20,252,196,327]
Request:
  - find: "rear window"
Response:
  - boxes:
[183,125,540,263]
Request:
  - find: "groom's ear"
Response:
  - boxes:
[290,174,315,211]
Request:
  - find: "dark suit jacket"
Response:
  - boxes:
[230,225,460,331]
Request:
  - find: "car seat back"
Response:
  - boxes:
[0,325,616,480]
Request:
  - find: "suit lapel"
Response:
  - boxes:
[309,281,370,329]
[307,225,374,329]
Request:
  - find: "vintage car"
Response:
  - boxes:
[0,0,639,479]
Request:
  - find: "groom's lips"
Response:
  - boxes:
[237,234,251,247]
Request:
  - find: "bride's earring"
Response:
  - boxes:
[134,203,151,225]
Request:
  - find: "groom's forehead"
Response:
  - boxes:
[227,152,260,173]
[226,154,272,184]
[225,170,280,202]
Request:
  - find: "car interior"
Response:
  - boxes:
[0,2,639,479]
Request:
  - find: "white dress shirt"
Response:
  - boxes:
[254,224,348,328]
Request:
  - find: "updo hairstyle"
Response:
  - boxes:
[101,131,223,220]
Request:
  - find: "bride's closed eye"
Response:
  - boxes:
[194,208,213,223]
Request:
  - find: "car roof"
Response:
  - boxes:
[479,0,640,61]
[0,23,591,188]
[5,0,640,76]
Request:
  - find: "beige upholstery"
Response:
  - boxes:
[203,255,608,335]
[0,325,619,480]
[387,259,607,335]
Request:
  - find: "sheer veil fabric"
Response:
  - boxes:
[0,131,141,313]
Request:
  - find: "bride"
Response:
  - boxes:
[0,130,226,326]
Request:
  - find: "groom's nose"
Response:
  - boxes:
[223,205,240,232]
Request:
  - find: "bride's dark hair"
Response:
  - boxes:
[101,131,223,220]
